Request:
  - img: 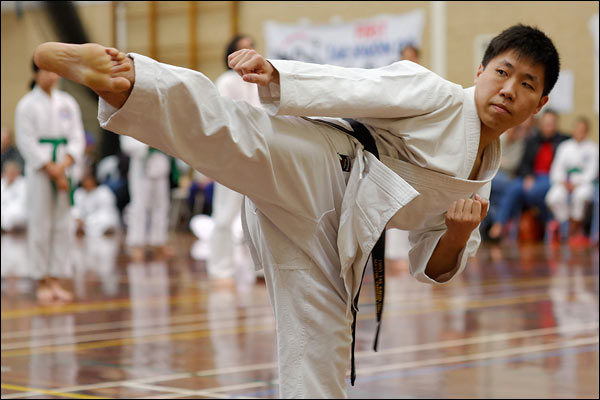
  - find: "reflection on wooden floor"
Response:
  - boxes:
[1,231,599,399]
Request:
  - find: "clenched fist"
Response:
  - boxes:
[228,49,279,86]
[445,194,489,242]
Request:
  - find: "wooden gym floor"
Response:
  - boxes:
[1,231,598,399]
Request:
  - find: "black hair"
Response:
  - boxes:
[482,24,560,97]
[29,58,39,90]
[542,108,558,118]
[224,34,253,69]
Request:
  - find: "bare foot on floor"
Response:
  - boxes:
[36,283,54,304]
[33,42,132,94]
[49,279,74,302]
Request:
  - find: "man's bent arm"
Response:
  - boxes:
[424,232,469,281]
[424,195,489,282]
[229,49,455,119]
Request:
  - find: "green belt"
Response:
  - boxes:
[39,137,73,204]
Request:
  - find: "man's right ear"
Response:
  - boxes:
[474,64,484,84]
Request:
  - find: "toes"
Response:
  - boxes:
[110,63,130,74]
[111,77,131,92]
[105,47,119,56]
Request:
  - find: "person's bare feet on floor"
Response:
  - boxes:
[49,278,74,302]
[130,246,145,262]
[36,280,54,304]
[153,245,175,260]
[488,222,503,240]
[33,42,132,95]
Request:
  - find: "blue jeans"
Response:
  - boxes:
[494,174,552,225]
[482,171,515,231]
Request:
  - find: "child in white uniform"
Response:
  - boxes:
[72,169,120,237]
[34,24,559,397]
[15,62,85,304]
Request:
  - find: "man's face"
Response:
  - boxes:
[474,50,548,136]
[539,112,558,138]
[401,47,419,64]
[572,121,588,142]
[236,37,254,51]
[36,69,59,92]
[82,175,97,192]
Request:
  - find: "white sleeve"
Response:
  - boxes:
[549,142,568,184]
[64,96,86,165]
[578,142,599,185]
[15,101,52,170]
[409,182,490,285]
[260,59,455,119]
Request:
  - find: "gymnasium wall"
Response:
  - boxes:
[2,1,598,143]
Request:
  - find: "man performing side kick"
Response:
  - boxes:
[33,24,559,398]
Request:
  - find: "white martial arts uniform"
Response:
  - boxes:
[120,135,171,248]
[72,184,120,237]
[209,69,262,279]
[98,55,499,398]
[546,138,598,222]
[15,85,85,280]
[1,176,27,231]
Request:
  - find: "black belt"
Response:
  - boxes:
[315,118,386,386]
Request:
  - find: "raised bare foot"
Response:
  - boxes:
[33,42,132,94]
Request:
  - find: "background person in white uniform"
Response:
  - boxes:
[34,24,559,397]
[546,117,599,246]
[209,34,262,283]
[72,167,121,237]
[1,160,27,232]
[120,135,173,261]
[15,61,85,304]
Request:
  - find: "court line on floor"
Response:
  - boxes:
[2,272,595,321]
[124,381,266,399]
[0,383,105,399]
[2,323,597,399]
[1,322,274,358]
[0,291,588,357]
[355,335,598,376]
[240,345,598,398]
[1,305,275,341]
[1,315,276,351]
[358,321,598,359]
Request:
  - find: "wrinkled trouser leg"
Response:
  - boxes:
[27,170,72,280]
[237,120,357,398]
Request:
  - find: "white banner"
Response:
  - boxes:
[263,9,425,68]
